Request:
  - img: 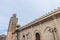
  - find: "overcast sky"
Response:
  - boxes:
[0,0,60,35]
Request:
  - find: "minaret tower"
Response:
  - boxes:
[7,14,18,40]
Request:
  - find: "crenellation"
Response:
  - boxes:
[54,9,57,11]
[57,7,60,10]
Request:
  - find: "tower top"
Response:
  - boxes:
[12,13,16,18]
[10,13,18,21]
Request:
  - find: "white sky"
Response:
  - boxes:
[0,0,60,35]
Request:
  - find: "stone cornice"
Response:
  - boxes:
[19,7,60,31]
[12,7,60,33]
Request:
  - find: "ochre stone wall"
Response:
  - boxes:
[20,15,60,40]
[12,13,60,40]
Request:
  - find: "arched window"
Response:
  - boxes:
[23,35,25,40]
[35,33,40,40]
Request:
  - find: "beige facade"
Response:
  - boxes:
[7,7,60,40]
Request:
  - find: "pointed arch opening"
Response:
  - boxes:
[35,33,40,40]
[23,35,25,40]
